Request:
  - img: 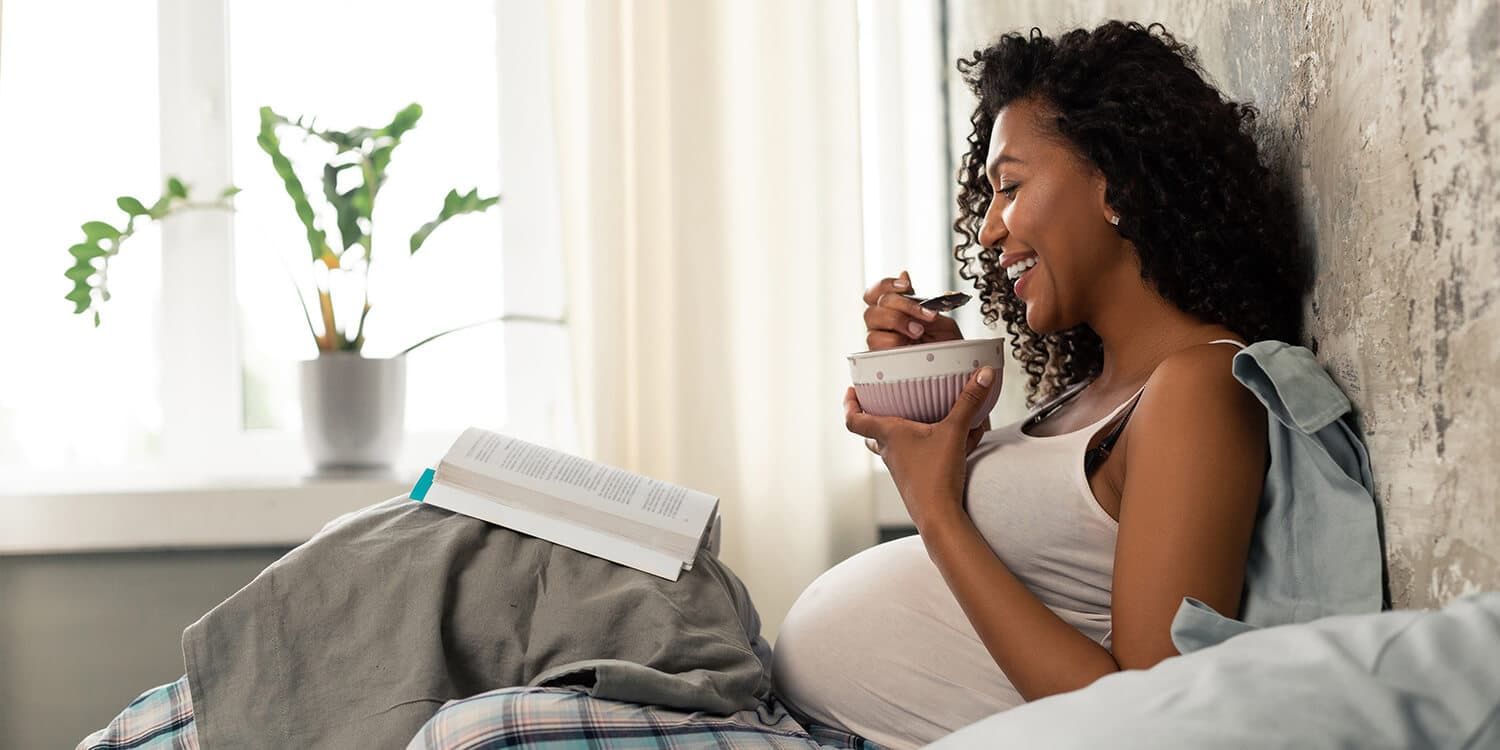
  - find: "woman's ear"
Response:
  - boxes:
[1093,172,1118,226]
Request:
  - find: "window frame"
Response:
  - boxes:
[151,0,573,483]
[855,0,955,529]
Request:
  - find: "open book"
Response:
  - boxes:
[409,427,721,581]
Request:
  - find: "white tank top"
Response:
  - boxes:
[772,339,1247,749]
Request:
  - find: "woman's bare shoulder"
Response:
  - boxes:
[1139,342,1263,434]
[1121,341,1269,499]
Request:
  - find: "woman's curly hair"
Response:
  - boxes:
[953,21,1308,408]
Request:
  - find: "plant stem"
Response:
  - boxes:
[316,287,338,351]
[348,156,381,350]
[93,199,229,311]
[394,313,567,357]
[352,301,371,350]
[276,249,320,351]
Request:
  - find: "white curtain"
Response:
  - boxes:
[546,0,875,637]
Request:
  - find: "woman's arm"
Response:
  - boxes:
[1107,344,1267,667]
[920,344,1267,700]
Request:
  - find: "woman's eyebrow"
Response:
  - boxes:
[986,154,1026,183]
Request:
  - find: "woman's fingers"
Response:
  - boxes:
[863,304,930,344]
[943,367,997,432]
[862,272,910,306]
[863,306,958,348]
[878,290,941,326]
[922,312,964,341]
[843,387,884,441]
[862,284,942,350]
[866,330,910,350]
[965,421,989,454]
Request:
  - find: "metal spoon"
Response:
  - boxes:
[902,290,971,313]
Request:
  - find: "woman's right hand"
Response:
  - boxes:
[862,271,964,351]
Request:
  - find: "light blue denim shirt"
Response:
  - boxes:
[1168,339,1387,653]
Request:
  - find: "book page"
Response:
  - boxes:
[417,480,686,581]
[441,428,717,535]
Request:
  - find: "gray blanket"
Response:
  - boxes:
[182,496,772,748]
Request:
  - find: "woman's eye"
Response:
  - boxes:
[998,183,1019,198]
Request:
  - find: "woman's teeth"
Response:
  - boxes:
[1005,256,1037,281]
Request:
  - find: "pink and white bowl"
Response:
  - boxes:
[848,337,1005,430]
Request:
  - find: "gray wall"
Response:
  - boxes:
[947,0,1500,607]
[0,549,287,748]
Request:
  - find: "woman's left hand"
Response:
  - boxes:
[843,366,996,531]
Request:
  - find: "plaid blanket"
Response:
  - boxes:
[79,677,883,750]
[77,677,197,750]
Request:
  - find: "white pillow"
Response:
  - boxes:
[925,592,1500,749]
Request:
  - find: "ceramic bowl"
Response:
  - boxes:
[847,337,1005,429]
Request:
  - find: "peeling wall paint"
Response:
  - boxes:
[947,0,1500,607]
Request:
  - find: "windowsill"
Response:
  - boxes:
[0,468,425,555]
[8,463,897,555]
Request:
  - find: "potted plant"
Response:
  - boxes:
[255,103,500,476]
[68,103,501,476]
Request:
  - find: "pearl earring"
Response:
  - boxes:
[1109,215,1120,226]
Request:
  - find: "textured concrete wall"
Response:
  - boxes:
[946,0,1500,607]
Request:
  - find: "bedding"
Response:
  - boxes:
[406,686,880,749]
[927,591,1500,749]
[78,678,881,750]
[181,496,776,746]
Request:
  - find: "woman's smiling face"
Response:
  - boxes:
[978,97,1127,334]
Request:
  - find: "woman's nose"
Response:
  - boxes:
[978,200,1006,249]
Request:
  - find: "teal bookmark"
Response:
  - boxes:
[410,468,435,501]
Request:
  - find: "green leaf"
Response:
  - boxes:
[81,221,120,243]
[409,188,501,254]
[64,260,96,313]
[381,103,422,140]
[323,163,363,251]
[350,185,372,217]
[69,242,106,262]
[309,127,364,153]
[369,145,395,176]
[70,180,234,325]
[147,195,172,219]
[364,104,422,190]
[220,186,243,199]
[259,106,330,262]
[64,262,96,283]
[117,196,149,216]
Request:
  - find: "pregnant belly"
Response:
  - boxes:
[770,536,1024,750]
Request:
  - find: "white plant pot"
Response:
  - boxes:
[299,352,406,476]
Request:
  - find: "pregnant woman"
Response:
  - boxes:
[772,21,1309,748]
[86,20,1378,750]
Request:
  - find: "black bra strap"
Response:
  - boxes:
[1084,394,1142,475]
[1080,338,1240,474]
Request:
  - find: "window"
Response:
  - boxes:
[0,0,572,491]
[856,0,957,297]
[0,0,164,486]
[227,0,506,433]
